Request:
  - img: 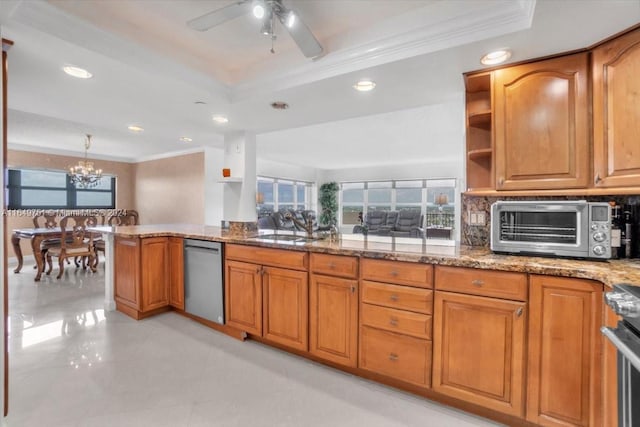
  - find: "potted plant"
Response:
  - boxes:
[319,182,338,226]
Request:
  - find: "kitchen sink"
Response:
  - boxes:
[250,233,325,243]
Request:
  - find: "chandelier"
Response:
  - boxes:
[68,134,103,188]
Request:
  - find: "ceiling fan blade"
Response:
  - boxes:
[187,1,251,31]
[282,15,323,58]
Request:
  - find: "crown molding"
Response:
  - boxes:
[133,147,205,163]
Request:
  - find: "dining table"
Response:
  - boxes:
[11,227,106,281]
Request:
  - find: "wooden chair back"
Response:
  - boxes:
[107,210,139,226]
[59,215,98,251]
[32,211,58,229]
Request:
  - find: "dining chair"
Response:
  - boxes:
[93,210,139,267]
[45,215,98,279]
[32,211,67,268]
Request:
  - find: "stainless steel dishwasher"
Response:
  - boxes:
[183,239,224,324]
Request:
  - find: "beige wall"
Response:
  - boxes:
[6,149,135,257]
[133,152,204,224]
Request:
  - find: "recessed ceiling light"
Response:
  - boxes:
[353,80,376,92]
[270,101,289,110]
[212,115,229,124]
[63,66,92,79]
[179,136,192,143]
[128,125,144,133]
[480,49,512,65]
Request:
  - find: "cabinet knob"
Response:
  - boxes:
[390,270,399,277]
[595,173,602,185]
[350,285,356,294]
[471,279,484,287]
[498,177,505,188]
[389,317,398,326]
[328,262,336,269]
[388,353,399,361]
[516,307,524,317]
[389,294,399,302]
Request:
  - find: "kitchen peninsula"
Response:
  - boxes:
[101,224,640,427]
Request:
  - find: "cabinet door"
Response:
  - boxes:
[225,260,262,335]
[263,266,308,351]
[140,237,169,311]
[114,237,140,310]
[168,237,184,310]
[593,28,640,188]
[433,291,526,417]
[527,275,603,427]
[309,274,358,367]
[493,53,589,190]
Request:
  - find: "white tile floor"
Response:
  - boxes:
[4,262,504,427]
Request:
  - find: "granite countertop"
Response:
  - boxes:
[95,224,640,288]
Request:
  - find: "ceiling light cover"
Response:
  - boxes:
[212,115,229,124]
[68,134,103,188]
[480,49,512,65]
[63,66,92,79]
[128,125,144,132]
[179,137,193,143]
[353,80,376,92]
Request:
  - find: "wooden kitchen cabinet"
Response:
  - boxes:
[493,52,590,190]
[309,254,359,367]
[263,266,308,351]
[358,258,433,388]
[592,26,640,188]
[168,237,184,310]
[225,244,309,351]
[114,236,171,319]
[465,71,494,191]
[432,291,526,417]
[225,260,263,335]
[527,275,603,427]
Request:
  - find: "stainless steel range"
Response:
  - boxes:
[602,284,640,427]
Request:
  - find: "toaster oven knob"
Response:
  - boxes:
[591,224,598,231]
[593,232,606,242]
[614,299,640,318]
[593,245,607,256]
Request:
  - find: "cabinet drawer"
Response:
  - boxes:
[359,326,431,387]
[362,281,433,314]
[226,244,307,271]
[435,266,527,301]
[310,253,358,278]
[361,258,433,288]
[361,303,432,339]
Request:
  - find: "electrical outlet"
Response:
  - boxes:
[468,210,486,226]
[476,211,486,224]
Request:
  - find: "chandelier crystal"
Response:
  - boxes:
[68,134,103,188]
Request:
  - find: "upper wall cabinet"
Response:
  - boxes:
[593,27,640,188]
[493,53,590,191]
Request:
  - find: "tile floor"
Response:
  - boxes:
[4,262,504,427]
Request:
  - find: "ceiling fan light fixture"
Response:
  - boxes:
[286,10,296,28]
[252,0,266,19]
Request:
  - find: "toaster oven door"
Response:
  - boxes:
[491,203,588,256]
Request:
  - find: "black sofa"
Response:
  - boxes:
[353,210,423,237]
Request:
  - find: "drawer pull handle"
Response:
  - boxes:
[389,317,398,326]
[389,353,399,361]
[471,279,484,287]
[389,294,399,302]
[390,270,399,277]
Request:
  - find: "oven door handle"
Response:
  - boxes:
[601,326,640,372]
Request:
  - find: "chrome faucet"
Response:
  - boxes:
[283,212,315,238]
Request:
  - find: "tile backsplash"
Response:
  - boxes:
[461,194,640,247]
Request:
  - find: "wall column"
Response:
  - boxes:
[222,131,257,222]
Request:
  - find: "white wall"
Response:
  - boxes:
[204,147,225,226]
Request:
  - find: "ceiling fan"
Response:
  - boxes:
[187,0,323,58]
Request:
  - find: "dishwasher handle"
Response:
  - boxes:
[185,245,219,253]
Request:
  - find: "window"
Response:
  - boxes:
[7,168,116,210]
[256,176,314,217]
[338,178,457,239]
